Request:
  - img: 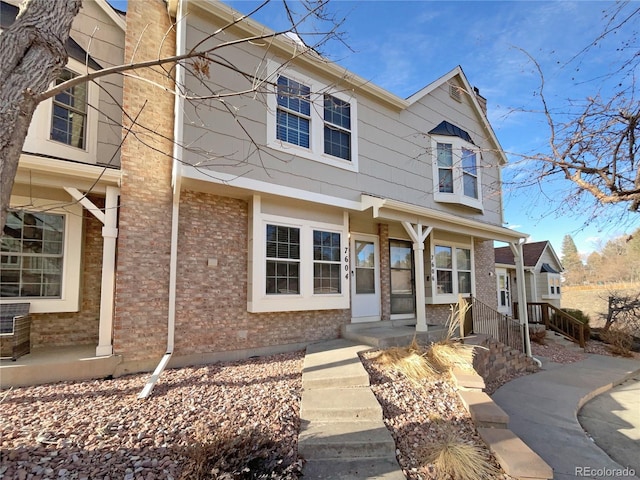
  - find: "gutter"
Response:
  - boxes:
[138,0,186,399]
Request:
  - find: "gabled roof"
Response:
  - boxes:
[1,0,112,70]
[190,2,503,160]
[495,241,560,269]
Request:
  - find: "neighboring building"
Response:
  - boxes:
[0,0,125,356]
[494,241,564,314]
[2,0,531,379]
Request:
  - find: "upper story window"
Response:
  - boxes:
[51,69,87,150]
[429,121,482,211]
[276,76,311,149]
[323,94,351,161]
[267,68,358,172]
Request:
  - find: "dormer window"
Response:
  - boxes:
[51,69,87,150]
[430,121,482,211]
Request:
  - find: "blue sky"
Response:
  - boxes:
[108,0,639,258]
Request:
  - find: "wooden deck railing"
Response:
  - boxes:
[468,296,525,353]
[513,302,586,348]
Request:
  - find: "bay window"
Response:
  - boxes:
[430,121,482,210]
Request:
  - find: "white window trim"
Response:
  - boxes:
[248,209,350,313]
[266,63,359,172]
[1,196,82,313]
[22,57,99,164]
[431,135,483,211]
[426,238,475,304]
[542,272,562,299]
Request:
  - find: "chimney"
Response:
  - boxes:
[473,86,487,116]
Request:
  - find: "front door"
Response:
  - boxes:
[496,268,511,315]
[351,234,381,322]
[389,239,415,317]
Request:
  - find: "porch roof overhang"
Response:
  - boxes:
[16,154,121,193]
[361,194,528,243]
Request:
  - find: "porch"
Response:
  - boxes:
[0,345,122,388]
[342,318,449,348]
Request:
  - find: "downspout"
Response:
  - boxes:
[139,0,186,399]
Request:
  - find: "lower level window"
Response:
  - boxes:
[1,211,64,298]
[435,245,471,295]
[266,225,300,294]
[313,230,341,294]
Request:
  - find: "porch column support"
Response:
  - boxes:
[65,186,119,357]
[509,240,532,356]
[402,222,432,332]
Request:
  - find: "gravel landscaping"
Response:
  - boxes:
[1,338,631,480]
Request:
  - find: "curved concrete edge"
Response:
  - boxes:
[451,367,554,479]
[491,354,640,479]
[576,367,640,411]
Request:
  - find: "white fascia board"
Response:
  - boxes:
[94,0,126,31]
[181,165,363,211]
[362,194,528,243]
[18,154,121,186]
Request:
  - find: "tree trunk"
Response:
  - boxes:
[0,0,81,229]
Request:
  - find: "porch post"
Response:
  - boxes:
[96,186,119,357]
[509,240,531,356]
[402,222,432,332]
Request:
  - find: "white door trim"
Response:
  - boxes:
[350,233,381,322]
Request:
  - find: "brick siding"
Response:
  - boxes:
[173,191,350,356]
[474,239,498,308]
[114,0,175,362]
[378,223,391,321]
[30,198,104,348]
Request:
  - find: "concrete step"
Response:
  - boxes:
[300,387,383,421]
[451,367,485,391]
[302,457,406,480]
[342,328,447,349]
[457,390,509,428]
[303,340,371,389]
[478,427,553,480]
[299,421,396,459]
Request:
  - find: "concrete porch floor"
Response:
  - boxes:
[342,319,449,348]
[0,345,122,388]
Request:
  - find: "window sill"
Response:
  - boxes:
[426,294,471,305]
[267,140,358,172]
[434,192,483,212]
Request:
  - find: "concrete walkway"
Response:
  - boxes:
[579,373,640,476]
[298,339,405,479]
[492,354,640,480]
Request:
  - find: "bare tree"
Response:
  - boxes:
[503,3,640,223]
[0,0,347,229]
[601,291,640,333]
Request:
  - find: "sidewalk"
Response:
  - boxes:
[492,354,640,480]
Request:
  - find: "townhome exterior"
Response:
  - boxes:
[2,0,532,383]
[111,0,530,377]
[0,0,125,357]
[495,240,564,313]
